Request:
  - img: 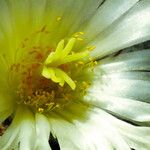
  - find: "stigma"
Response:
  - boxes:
[42,38,89,90]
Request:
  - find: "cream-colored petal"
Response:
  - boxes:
[83,0,139,41]
[0,106,37,150]
[48,102,90,150]
[18,107,36,150]
[86,49,150,124]
[86,93,150,125]
[93,108,150,150]
[89,0,150,59]
[99,49,150,72]
[50,105,132,150]
[49,115,84,150]
[0,0,100,59]
[48,103,88,149]
[0,106,21,150]
[48,101,128,150]
[35,113,51,150]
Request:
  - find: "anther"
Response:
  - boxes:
[56,17,62,22]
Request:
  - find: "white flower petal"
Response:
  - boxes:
[86,49,150,123]
[120,126,150,150]
[63,118,114,149]
[49,113,85,150]
[0,127,19,150]
[55,0,101,35]
[93,108,150,150]
[83,0,139,41]
[35,113,51,150]
[99,78,150,102]
[1,106,36,150]
[92,50,150,102]
[86,93,150,124]
[0,0,100,42]
[49,101,130,150]
[55,106,131,150]
[48,102,92,150]
[0,107,21,150]
[48,102,112,150]
[74,109,131,150]
[18,107,36,150]
[0,0,101,62]
[89,0,150,59]
[99,49,150,72]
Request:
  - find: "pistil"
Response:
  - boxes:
[42,38,89,90]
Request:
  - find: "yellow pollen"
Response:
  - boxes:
[94,61,98,65]
[38,108,44,113]
[82,81,90,89]
[87,46,96,51]
[77,37,84,41]
[56,17,62,21]
[88,60,98,71]
[75,63,79,67]
[89,57,93,61]
[74,34,80,38]
[73,31,85,39]
[78,61,84,65]
[78,32,85,35]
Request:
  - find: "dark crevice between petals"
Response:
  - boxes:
[98,0,106,9]
[0,116,12,136]
[130,70,150,73]
[119,40,150,54]
[95,40,150,62]
[105,109,150,127]
[49,133,60,150]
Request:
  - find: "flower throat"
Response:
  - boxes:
[10,26,95,113]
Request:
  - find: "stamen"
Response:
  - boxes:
[38,108,44,113]
[87,46,96,51]
[73,31,85,38]
[78,32,84,35]
[77,37,84,41]
[56,17,62,22]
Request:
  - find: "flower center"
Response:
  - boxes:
[9,26,95,113]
